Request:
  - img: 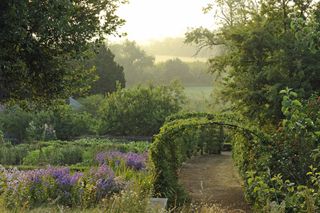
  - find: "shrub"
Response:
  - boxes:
[19,139,149,167]
[0,104,98,143]
[0,143,34,165]
[78,94,105,117]
[50,105,98,140]
[0,106,33,144]
[26,110,57,141]
[231,89,320,211]
[99,82,186,136]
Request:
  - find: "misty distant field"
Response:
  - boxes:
[184,86,212,98]
[184,86,213,112]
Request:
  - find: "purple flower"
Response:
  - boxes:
[0,164,122,208]
[96,152,106,165]
[70,172,83,185]
[90,164,114,179]
[88,164,117,198]
[95,151,148,170]
[126,152,147,170]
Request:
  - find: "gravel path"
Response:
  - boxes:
[179,152,251,212]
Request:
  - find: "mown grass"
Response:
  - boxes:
[184,86,213,112]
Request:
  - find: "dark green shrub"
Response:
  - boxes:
[0,104,98,143]
[0,143,34,165]
[78,94,105,117]
[26,110,57,141]
[99,82,185,136]
[52,105,97,140]
[29,105,97,141]
[0,106,33,144]
[231,90,320,211]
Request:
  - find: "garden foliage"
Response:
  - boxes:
[0,83,185,143]
[0,139,149,167]
[0,146,152,210]
[99,82,186,136]
[0,0,125,103]
[150,112,225,206]
[0,105,96,143]
[187,0,320,124]
[231,90,320,211]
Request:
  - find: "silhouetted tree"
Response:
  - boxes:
[0,0,125,103]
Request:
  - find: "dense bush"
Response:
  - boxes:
[0,106,33,144]
[78,94,105,117]
[0,105,97,143]
[26,110,57,141]
[231,90,320,211]
[150,113,225,206]
[0,143,34,165]
[51,105,97,140]
[99,82,186,136]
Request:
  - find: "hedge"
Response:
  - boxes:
[150,113,226,206]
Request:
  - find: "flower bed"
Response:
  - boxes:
[96,151,148,170]
[0,151,150,210]
[0,164,120,209]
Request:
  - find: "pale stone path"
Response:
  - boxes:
[179,152,251,213]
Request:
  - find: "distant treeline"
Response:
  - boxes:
[142,37,224,58]
[109,40,214,87]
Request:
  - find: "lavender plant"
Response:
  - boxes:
[0,165,121,209]
[95,151,148,171]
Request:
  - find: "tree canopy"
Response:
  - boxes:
[110,40,155,86]
[187,0,320,124]
[88,45,125,95]
[0,0,125,104]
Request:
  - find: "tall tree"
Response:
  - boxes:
[0,0,125,103]
[89,45,125,95]
[110,40,155,86]
[187,0,320,124]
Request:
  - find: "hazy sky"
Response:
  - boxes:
[113,0,215,44]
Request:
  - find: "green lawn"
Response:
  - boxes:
[184,86,213,112]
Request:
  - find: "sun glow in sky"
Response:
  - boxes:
[113,0,216,44]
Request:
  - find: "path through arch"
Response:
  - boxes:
[179,152,251,212]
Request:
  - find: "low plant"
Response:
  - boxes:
[96,151,148,171]
[23,145,83,166]
[0,165,121,209]
[0,143,34,165]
